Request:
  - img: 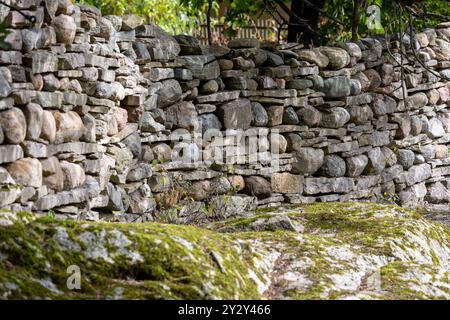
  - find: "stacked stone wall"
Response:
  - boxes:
[1,1,450,222]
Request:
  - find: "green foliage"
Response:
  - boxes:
[323,0,450,43]
[77,0,450,42]
[221,0,264,37]
[47,210,56,220]
[217,0,450,43]
[0,21,10,49]
[321,0,355,42]
[77,0,202,34]
[404,0,450,31]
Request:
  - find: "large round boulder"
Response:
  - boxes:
[292,148,324,175]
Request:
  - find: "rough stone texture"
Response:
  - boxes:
[6,158,42,188]
[251,102,268,126]
[3,203,450,299]
[1,1,450,219]
[323,76,351,98]
[190,180,211,201]
[40,111,56,143]
[304,177,354,194]
[0,71,11,98]
[127,163,152,182]
[427,118,446,138]
[41,156,64,192]
[174,35,204,55]
[319,47,350,69]
[282,107,299,125]
[0,145,23,165]
[365,147,386,174]
[270,132,287,154]
[426,182,450,204]
[152,143,172,162]
[200,80,219,94]
[60,161,86,190]
[348,104,373,124]
[297,106,321,127]
[156,79,182,108]
[218,98,253,130]
[271,173,303,194]
[52,14,76,44]
[31,51,58,74]
[404,164,432,187]
[243,176,272,199]
[0,187,20,207]
[199,113,222,133]
[177,55,220,80]
[53,111,84,143]
[292,148,324,175]
[346,155,368,177]
[397,149,415,170]
[320,107,350,128]
[229,38,260,48]
[266,105,284,127]
[364,69,381,90]
[296,49,329,68]
[0,108,26,144]
[320,154,346,177]
[227,175,245,191]
[2,7,450,302]
[23,103,43,140]
[165,101,199,131]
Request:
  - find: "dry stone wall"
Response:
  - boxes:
[1,1,450,222]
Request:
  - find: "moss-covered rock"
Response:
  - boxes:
[1,203,450,299]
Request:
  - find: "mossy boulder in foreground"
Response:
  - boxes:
[1,203,450,299]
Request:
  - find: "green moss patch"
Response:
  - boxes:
[1,203,450,300]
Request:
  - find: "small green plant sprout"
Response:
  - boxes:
[226,164,236,175]
[151,159,159,167]
[381,192,400,203]
[47,210,56,220]
[229,184,241,195]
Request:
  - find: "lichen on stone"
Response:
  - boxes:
[1,203,450,299]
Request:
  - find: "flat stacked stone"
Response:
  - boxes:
[2,1,450,219]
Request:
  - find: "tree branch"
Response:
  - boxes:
[352,0,362,41]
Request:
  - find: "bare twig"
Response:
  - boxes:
[406,9,450,82]
[352,0,362,41]
[406,5,450,22]
[399,5,407,101]
[0,0,36,22]
[206,0,212,45]
[273,0,328,43]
